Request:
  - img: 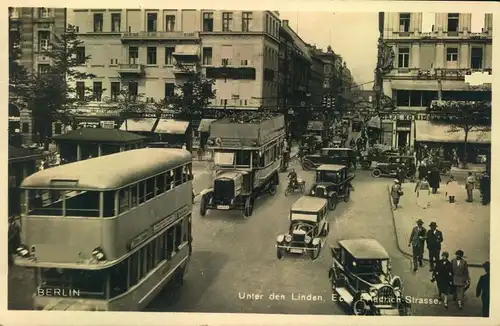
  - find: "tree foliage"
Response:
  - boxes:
[104,83,149,121]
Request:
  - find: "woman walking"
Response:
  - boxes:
[445,176,458,203]
[415,176,431,208]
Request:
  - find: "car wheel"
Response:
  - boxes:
[328,195,338,211]
[243,197,253,218]
[200,195,208,217]
[371,169,381,178]
[344,188,350,202]
[269,183,277,196]
[284,186,291,197]
[302,160,313,171]
[277,247,285,260]
[310,242,322,260]
[322,222,330,237]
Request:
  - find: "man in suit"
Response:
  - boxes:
[476,261,490,317]
[431,251,453,308]
[408,219,426,272]
[451,249,470,310]
[426,222,444,271]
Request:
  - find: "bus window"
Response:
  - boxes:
[183,218,188,242]
[109,260,128,297]
[174,221,183,251]
[27,189,63,216]
[137,249,143,280]
[64,190,100,217]
[154,234,165,265]
[129,251,139,287]
[165,227,175,259]
[138,181,145,204]
[187,163,193,180]
[103,191,115,217]
[235,151,251,166]
[145,240,155,273]
[165,171,173,191]
[156,174,165,196]
[145,178,155,201]
[119,188,129,214]
[130,185,138,208]
[174,167,182,186]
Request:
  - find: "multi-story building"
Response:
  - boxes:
[68,9,281,124]
[9,7,67,144]
[307,45,326,107]
[381,12,492,151]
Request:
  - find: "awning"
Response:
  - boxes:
[366,116,381,129]
[391,79,439,91]
[198,119,217,132]
[155,119,189,134]
[415,120,490,144]
[173,45,199,56]
[119,118,156,132]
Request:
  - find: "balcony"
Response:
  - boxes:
[121,31,200,41]
[117,64,145,75]
[173,64,197,75]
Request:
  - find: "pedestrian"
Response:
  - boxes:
[465,172,475,202]
[476,261,490,317]
[408,219,426,272]
[452,149,458,167]
[181,143,187,150]
[417,162,428,180]
[397,165,406,184]
[428,167,441,194]
[414,176,431,209]
[479,171,490,205]
[451,249,470,310]
[197,146,203,160]
[390,179,403,210]
[431,251,453,308]
[445,175,458,203]
[426,222,443,271]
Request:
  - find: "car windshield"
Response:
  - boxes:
[325,150,348,158]
[291,212,317,222]
[352,259,388,275]
[317,171,339,183]
[289,220,314,233]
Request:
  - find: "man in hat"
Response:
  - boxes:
[479,171,490,206]
[431,251,453,308]
[408,219,426,272]
[426,222,444,271]
[476,261,490,317]
[451,249,470,309]
[390,179,403,210]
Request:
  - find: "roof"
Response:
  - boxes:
[155,119,189,134]
[8,146,45,161]
[198,119,217,132]
[338,239,390,260]
[52,128,148,143]
[119,118,156,132]
[281,25,312,62]
[21,148,192,190]
[291,196,328,213]
[317,164,346,172]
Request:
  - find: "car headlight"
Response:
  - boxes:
[305,236,312,244]
[285,234,292,242]
[369,288,378,297]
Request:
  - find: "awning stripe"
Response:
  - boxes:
[155,119,189,134]
[415,120,490,144]
[119,118,156,132]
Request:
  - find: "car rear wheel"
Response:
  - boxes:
[371,169,382,178]
[302,160,313,171]
[200,195,208,217]
[310,242,322,260]
[268,183,277,196]
[277,247,285,260]
[328,194,338,211]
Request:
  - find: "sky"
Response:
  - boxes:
[280,12,379,90]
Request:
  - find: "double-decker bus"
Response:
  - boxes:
[14,148,193,311]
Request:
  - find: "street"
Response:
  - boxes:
[145,160,484,316]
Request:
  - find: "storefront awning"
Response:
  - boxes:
[155,119,189,134]
[415,120,490,144]
[119,118,156,132]
[391,79,439,91]
[198,119,217,132]
[173,45,199,56]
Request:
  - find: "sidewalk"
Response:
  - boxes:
[388,184,490,267]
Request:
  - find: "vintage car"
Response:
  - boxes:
[360,148,400,169]
[329,238,411,316]
[371,156,415,178]
[276,196,329,260]
[310,164,355,211]
[302,148,357,170]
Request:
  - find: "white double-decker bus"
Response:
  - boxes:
[14,148,193,311]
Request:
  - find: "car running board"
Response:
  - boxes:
[336,288,353,306]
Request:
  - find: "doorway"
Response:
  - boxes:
[397,131,409,148]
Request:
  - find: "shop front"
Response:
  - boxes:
[119,118,157,139]
[154,119,191,150]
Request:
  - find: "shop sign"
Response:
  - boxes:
[100,121,116,129]
[380,113,430,121]
[77,121,100,128]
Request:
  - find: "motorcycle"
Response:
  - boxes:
[284,178,306,196]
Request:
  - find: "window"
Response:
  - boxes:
[242,12,252,32]
[145,178,155,201]
[129,46,138,64]
[222,12,233,32]
[447,13,459,32]
[155,174,166,196]
[165,47,174,65]
[396,90,410,106]
[147,47,157,65]
[22,122,29,133]
[165,15,175,32]
[241,59,248,66]
[147,13,157,32]
[93,13,103,32]
[93,82,103,101]
[398,47,410,68]
[222,58,231,66]
[446,47,458,61]
[471,47,483,70]
[111,13,121,32]
[76,82,85,101]
[202,47,212,65]
[111,82,120,101]
[76,47,86,65]
[128,82,138,100]
[129,250,139,287]
[165,83,175,99]
[166,227,175,259]
[409,90,422,107]
[118,188,129,213]
[38,8,50,18]
[54,123,62,135]
[422,91,438,107]
[203,12,213,32]
[37,64,50,75]
[38,31,50,51]
[399,13,410,32]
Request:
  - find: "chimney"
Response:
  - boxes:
[282,20,289,26]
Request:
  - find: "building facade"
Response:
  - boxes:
[382,12,492,150]
[9,7,67,144]
[307,45,326,107]
[68,9,281,121]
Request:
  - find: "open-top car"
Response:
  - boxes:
[329,238,411,316]
[276,196,329,260]
[371,156,415,178]
[302,148,357,170]
[310,164,355,211]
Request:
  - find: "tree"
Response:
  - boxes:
[104,83,149,130]
[167,65,216,120]
[28,24,95,143]
[427,100,491,167]
[8,8,30,107]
